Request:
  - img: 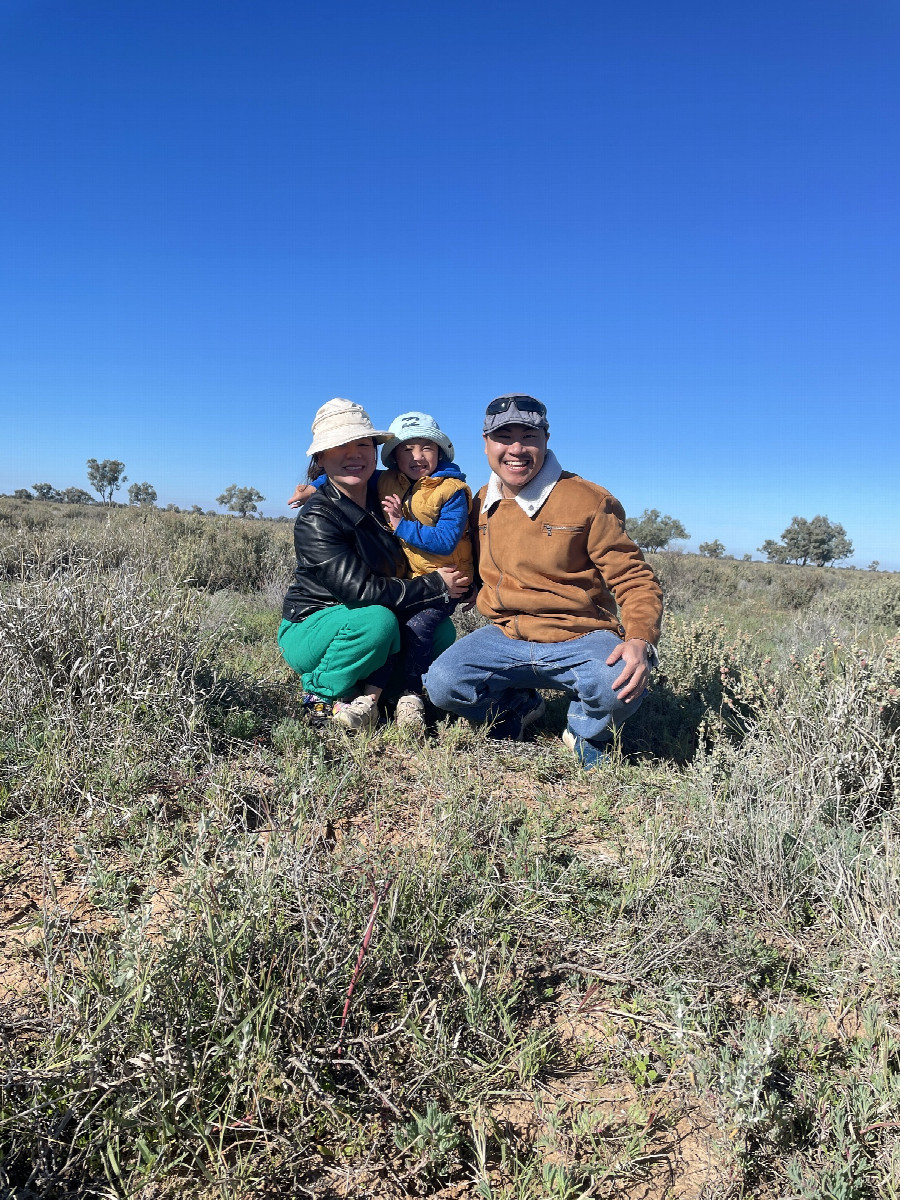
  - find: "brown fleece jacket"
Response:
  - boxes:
[472,472,663,645]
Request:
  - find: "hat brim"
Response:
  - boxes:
[482,411,549,437]
[306,427,393,457]
[381,432,454,468]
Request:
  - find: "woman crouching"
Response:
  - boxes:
[278,398,470,731]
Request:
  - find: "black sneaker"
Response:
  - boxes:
[486,691,546,741]
[301,692,333,728]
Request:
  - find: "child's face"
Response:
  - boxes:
[394,439,440,480]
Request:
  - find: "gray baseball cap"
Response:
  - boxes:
[482,394,549,436]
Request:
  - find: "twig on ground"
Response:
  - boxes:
[333,870,392,1056]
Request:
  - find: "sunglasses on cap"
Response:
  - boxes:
[484,395,547,418]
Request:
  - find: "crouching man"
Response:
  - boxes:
[424,395,663,767]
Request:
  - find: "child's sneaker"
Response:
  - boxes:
[301,692,333,727]
[395,692,426,731]
[332,693,380,733]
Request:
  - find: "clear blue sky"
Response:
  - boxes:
[2,0,898,566]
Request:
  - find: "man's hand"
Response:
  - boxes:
[607,638,652,704]
[381,494,403,530]
[436,567,471,598]
[288,483,316,509]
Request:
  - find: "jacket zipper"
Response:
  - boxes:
[484,512,505,612]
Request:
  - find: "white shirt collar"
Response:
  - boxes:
[483,449,563,519]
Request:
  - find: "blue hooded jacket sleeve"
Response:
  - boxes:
[394,487,469,556]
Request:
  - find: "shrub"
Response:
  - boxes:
[0,562,215,811]
[624,613,756,762]
[821,578,900,629]
[689,635,900,933]
[0,502,293,593]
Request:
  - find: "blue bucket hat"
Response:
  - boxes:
[381,412,455,468]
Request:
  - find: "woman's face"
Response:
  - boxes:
[316,438,377,492]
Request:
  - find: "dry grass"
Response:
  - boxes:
[1,503,899,1198]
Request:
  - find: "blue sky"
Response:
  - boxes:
[2,0,899,566]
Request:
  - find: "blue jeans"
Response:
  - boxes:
[424,624,646,744]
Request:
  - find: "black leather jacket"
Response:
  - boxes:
[282,480,451,622]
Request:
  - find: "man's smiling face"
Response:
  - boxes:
[484,423,548,495]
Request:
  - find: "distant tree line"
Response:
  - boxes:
[623,508,860,567]
[5,459,267,518]
[2,472,867,563]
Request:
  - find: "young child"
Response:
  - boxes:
[378,412,474,729]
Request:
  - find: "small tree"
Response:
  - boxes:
[60,487,95,505]
[13,488,33,500]
[87,459,127,505]
[742,553,752,562]
[760,516,853,567]
[128,481,158,507]
[32,482,61,501]
[868,561,880,572]
[698,539,726,558]
[625,508,689,552]
[216,485,265,518]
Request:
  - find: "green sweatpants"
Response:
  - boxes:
[278,605,457,701]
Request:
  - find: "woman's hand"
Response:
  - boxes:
[381,494,403,530]
[437,567,471,598]
[288,483,316,509]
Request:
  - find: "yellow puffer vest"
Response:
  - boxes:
[377,469,475,579]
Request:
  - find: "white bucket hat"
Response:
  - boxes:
[381,411,455,468]
[306,398,392,457]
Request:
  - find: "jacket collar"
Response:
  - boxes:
[483,449,563,519]
[321,478,381,527]
[433,461,465,481]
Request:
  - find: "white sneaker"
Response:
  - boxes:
[332,694,379,733]
[395,692,426,731]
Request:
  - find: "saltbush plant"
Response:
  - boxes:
[2,504,900,1198]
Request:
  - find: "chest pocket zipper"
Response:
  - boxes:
[542,524,586,535]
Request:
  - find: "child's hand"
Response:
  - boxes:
[288,483,316,509]
[382,494,403,530]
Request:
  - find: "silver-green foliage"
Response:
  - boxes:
[0,562,212,810]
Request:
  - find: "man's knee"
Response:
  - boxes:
[423,638,479,711]
[422,643,458,709]
[577,660,647,722]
